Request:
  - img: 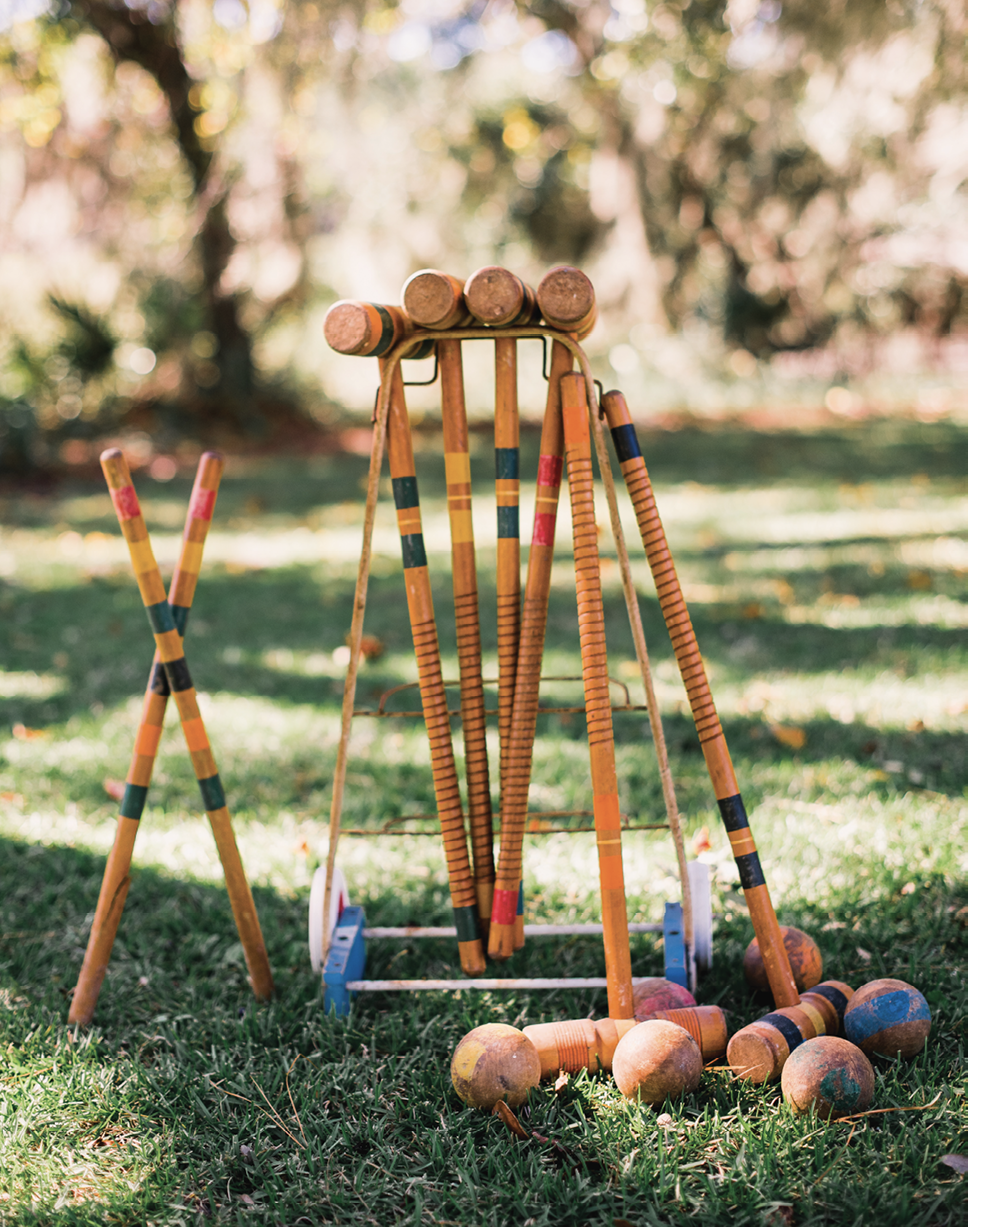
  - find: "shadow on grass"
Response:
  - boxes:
[0,831,967,1227]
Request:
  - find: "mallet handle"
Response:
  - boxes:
[95,450,273,1003]
[601,390,799,1009]
[70,453,223,1027]
[439,338,496,932]
[561,372,632,1020]
[494,337,521,822]
[727,981,854,1083]
[488,340,574,961]
[381,362,486,976]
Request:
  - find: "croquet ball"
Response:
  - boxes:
[844,978,931,1059]
[450,1024,541,1110]
[612,1020,702,1105]
[744,926,823,994]
[781,1035,874,1119]
[633,977,696,1019]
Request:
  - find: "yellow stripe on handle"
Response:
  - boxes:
[561,372,632,1020]
[489,340,574,961]
[93,449,274,1007]
[382,362,486,976]
[439,338,496,932]
[600,390,799,1009]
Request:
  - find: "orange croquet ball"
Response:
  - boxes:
[612,1020,702,1105]
[744,926,823,994]
[450,1024,541,1110]
[781,1035,874,1120]
[632,977,696,1019]
[844,978,931,1059]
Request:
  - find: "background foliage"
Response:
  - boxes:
[0,0,967,474]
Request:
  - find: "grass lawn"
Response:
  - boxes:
[0,404,967,1224]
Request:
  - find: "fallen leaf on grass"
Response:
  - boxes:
[492,1100,529,1139]
[769,723,806,749]
[104,778,127,801]
[553,1070,570,1094]
[856,947,872,962]
[940,1154,968,1174]
[12,724,48,741]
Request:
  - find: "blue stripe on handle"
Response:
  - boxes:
[497,506,519,539]
[198,774,226,812]
[495,448,519,480]
[146,601,175,635]
[119,783,148,821]
[609,423,641,463]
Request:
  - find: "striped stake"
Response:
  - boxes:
[70,453,224,1026]
[560,372,633,1020]
[381,359,487,976]
[601,390,799,1009]
[438,337,496,934]
[488,339,574,961]
[96,449,274,1003]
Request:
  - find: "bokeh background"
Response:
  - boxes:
[0,0,967,474]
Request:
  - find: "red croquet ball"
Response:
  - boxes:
[844,978,931,1059]
[450,1023,541,1110]
[632,977,696,1019]
[744,926,823,994]
[781,1035,874,1120]
[612,1020,702,1105]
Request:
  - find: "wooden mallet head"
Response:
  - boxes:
[402,269,472,330]
[536,266,598,338]
[464,266,539,327]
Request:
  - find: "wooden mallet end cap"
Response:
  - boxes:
[402,269,465,328]
[536,266,596,330]
[323,300,375,355]
[464,266,527,326]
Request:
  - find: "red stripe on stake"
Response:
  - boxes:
[112,485,141,520]
[191,489,217,521]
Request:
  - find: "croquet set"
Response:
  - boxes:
[69,264,932,1123]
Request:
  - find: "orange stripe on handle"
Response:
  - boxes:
[488,340,574,961]
[561,372,632,1020]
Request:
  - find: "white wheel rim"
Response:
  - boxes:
[688,859,713,970]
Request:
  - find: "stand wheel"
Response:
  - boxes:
[309,864,349,974]
[688,859,713,971]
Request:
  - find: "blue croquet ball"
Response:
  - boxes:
[844,977,931,1059]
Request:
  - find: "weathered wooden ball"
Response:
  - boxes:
[844,978,931,1059]
[633,977,697,1019]
[612,1020,702,1105]
[744,926,823,994]
[450,1024,541,1110]
[781,1036,874,1119]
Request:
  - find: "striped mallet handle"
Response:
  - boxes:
[438,337,496,934]
[524,1006,728,1077]
[96,449,274,1002]
[70,453,224,1026]
[601,390,799,1009]
[320,303,420,963]
[727,981,854,1084]
[493,335,521,821]
[488,339,574,961]
[561,372,632,1020]
[381,361,486,976]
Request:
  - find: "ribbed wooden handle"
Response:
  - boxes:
[382,362,485,975]
[439,339,495,928]
[562,373,632,1020]
[602,391,800,1010]
[488,341,573,960]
